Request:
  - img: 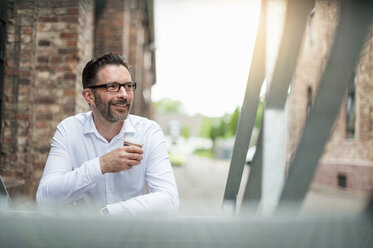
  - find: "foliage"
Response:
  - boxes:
[199,118,213,138]
[181,125,190,139]
[193,148,213,158]
[154,98,184,114]
[169,152,185,166]
[198,106,241,142]
[254,100,264,129]
[229,107,240,136]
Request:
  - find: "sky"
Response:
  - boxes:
[152,0,261,117]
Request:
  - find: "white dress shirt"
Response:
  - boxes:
[36,112,179,215]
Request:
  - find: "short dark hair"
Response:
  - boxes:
[82,53,133,88]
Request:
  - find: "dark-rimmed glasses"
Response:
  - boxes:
[88,82,137,92]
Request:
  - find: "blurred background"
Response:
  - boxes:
[0,0,372,216]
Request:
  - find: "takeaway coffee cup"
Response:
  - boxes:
[123,137,144,148]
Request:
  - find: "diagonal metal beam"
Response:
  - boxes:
[260,0,314,215]
[0,175,11,209]
[277,0,373,214]
[265,0,315,110]
[240,124,263,214]
[222,0,267,208]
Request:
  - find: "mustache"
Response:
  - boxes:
[110,99,129,105]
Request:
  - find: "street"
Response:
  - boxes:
[173,154,368,217]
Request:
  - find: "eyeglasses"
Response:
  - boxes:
[88,82,137,92]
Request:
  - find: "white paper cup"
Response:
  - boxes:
[123,137,144,148]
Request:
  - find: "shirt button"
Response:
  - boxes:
[108,189,112,193]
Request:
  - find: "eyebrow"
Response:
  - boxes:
[107,81,132,84]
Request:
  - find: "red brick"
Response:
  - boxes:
[66,40,77,47]
[58,48,78,55]
[6,69,19,76]
[36,65,53,71]
[64,89,77,96]
[38,16,58,22]
[59,15,79,23]
[34,98,55,104]
[64,73,76,80]
[56,65,73,72]
[51,57,62,63]
[36,113,53,121]
[37,56,49,63]
[20,52,32,60]
[60,32,77,39]
[67,7,79,15]
[21,27,33,35]
[65,56,78,63]
[16,114,31,120]
[20,71,31,77]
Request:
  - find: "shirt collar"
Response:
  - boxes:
[121,115,136,135]
[83,112,136,136]
[83,112,98,135]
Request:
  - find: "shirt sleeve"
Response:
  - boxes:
[36,125,104,207]
[105,125,179,216]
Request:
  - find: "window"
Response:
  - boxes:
[346,78,356,139]
[337,174,347,189]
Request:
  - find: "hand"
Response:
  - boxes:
[99,146,144,174]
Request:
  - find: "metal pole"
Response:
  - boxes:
[222,0,267,210]
[260,0,314,216]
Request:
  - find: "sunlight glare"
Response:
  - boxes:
[153,0,261,117]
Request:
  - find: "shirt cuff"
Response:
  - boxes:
[88,157,105,182]
[105,202,127,216]
[100,206,109,216]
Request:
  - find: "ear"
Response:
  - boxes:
[82,89,95,106]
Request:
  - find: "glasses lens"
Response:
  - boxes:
[126,82,136,91]
[106,83,119,92]
[105,82,136,92]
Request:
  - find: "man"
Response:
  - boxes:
[36,53,179,216]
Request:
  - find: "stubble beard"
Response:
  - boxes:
[93,91,132,123]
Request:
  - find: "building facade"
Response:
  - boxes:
[0,0,156,200]
[287,0,373,197]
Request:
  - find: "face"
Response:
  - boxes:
[90,64,134,123]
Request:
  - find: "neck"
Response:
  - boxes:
[92,111,124,142]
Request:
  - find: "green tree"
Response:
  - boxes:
[198,108,242,142]
[254,100,264,129]
[228,107,240,136]
[209,118,220,142]
[199,117,213,138]
[154,98,184,114]
[182,125,190,139]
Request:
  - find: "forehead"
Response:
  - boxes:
[97,64,131,82]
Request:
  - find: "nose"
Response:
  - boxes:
[117,85,129,98]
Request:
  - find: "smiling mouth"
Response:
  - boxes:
[112,103,128,108]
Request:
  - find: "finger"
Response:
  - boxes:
[128,154,143,163]
[126,158,141,166]
[126,152,143,161]
[118,148,143,160]
[122,146,144,154]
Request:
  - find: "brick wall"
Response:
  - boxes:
[1,0,93,199]
[94,0,125,56]
[288,0,373,197]
[94,0,156,119]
